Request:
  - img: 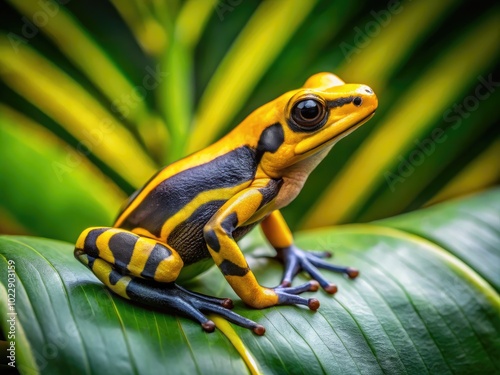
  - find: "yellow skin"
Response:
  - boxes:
[75,73,378,334]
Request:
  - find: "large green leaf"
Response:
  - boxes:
[1,189,498,374]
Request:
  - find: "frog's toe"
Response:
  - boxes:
[273,283,320,311]
[277,245,358,294]
[307,256,359,280]
[176,290,264,334]
[125,279,263,334]
[277,280,319,294]
[198,301,266,335]
[175,284,234,308]
[306,250,333,259]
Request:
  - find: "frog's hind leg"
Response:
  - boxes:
[74,227,264,334]
[75,227,183,283]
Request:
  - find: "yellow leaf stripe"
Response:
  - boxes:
[210,315,262,375]
[425,139,500,206]
[176,0,217,49]
[157,0,217,162]
[109,1,168,56]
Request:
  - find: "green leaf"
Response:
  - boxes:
[1,189,498,374]
[379,187,500,292]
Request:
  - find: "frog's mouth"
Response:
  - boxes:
[294,112,375,155]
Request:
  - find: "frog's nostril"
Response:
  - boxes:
[364,88,373,94]
[353,97,362,106]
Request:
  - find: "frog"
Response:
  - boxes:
[74,72,378,335]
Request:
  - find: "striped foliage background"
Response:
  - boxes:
[0,0,498,242]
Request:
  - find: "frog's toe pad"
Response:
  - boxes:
[201,321,216,332]
[345,267,359,279]
[253,325,266,335]
[308,298,320,311]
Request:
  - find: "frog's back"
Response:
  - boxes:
[114,146,258,264]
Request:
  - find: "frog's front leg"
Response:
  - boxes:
[74,227,265,334]
[204,189,320,310]
[261,211,359,294]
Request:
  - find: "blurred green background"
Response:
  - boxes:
[0,0,498,244]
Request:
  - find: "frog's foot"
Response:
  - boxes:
[126,278,266,335]
[275,245,359,294]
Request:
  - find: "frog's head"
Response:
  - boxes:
[253,72,378,178]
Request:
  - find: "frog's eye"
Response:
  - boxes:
[290,98,327,130]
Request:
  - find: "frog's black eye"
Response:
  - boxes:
[291,98,327,130]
